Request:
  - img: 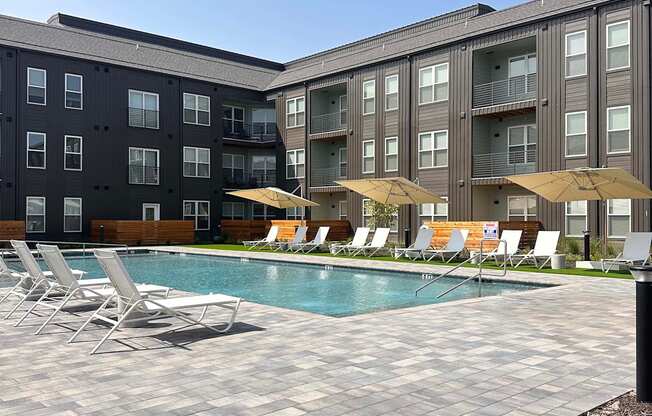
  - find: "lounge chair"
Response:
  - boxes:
[601,232,652,273]
[330,227,370,255]
[352,228,391,257]
[0,255,39,318]
[69,249,241,355]
[289,226,330,253]
[243,225,279,250]
[269,226,308,251]
[423,229,469,263]
[14,244,171,334]
[480,230,523,266]
[395,228,434,260]
[513,231,560,269]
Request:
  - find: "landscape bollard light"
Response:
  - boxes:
[629,266,652,403]
[583,230,590,261]
[404,228,411,249]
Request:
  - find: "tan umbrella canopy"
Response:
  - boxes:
[335,177,446,205]
[226,187,319,209]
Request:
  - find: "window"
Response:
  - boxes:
[419,199,448,225]
[508,54,537,95]
[64,73,83,109]
[128,90,159,129]
[339,200,347,220]
[142,203,160,221]
[565,111,587,157]
[252,155,276,185]
[507,125,536,164]
[418,130,448,169]
[608,199,631,238]
[507,196,537,221]
[183,147,210,178]
[384,137,398,172]
[183,93,210,126]
[338,147,347,178]
[27,132,46,169]
[286,206,304,220]
[63,198,82,233]
[252,108,276,136]
[286,97,305,128]
[286,149,305,179]
[26,197,46,233]
[363,199,398,232]
[223,154,245,184]
[362,80,376,115]
[362,140,375,174]
[607,105,631,154]
[385,75,398,111]
[221,202,244,220]
[419,63,449,104]
[565,200,587,237]
[128,147,159,185]
[27,67,46,105]
[565,31,587,78]
[64,135,82,171]
[223,105,244,135]
[253,203,274,219]
[607,20,630,71]
[184,200,210,230]
[339,95,348,126]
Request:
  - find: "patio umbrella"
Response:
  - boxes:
[226,187,319,209]
[335,177,446,205]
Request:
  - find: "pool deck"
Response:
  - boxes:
[0,247,635,416]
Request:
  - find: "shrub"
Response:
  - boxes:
[368,202,399,229]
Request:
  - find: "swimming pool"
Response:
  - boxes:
[6,252,542,317]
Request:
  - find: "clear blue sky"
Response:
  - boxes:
[1,0,524,62]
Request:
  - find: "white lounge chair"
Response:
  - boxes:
[68,249,241,355]
[513,231,560,269]
[289,226,330,253]
[352,228,391,257]
[396,228,435,260]
[270,226,308,251]
[243,226,279,249]
[480,230,523,266]
[0,255,38,318]
[330,227,370,255]
[601,232,652,273]
[423,229,469,263]
[14,244,171,335]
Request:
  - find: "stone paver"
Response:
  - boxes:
[0,247,635,415]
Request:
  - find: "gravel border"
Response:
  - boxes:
[582,391,652,415]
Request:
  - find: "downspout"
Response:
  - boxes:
[406,55,413,247]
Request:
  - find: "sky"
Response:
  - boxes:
[1,0,525,63]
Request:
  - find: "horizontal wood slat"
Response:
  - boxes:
[422,221,542,251]
[221,220,352,242]
[0,221,25,241]
[91,220,195,246]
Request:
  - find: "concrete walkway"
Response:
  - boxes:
[0,248,635,416]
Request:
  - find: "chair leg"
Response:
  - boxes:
[0,279,24,306]
[34,289,80,335]
[68,296,114,344]
[13,286,56,327]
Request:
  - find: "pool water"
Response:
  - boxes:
[7,253,541,317]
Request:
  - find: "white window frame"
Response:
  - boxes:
[142,203,160,221]
[26,196,46,233]
[362,80,376,115]
[27,67,46,106]
[223,153,245,183]
[252,203,274,220]
[286,206,305,220]
[338,147,347,178]
[507,125,537,165]
[183,146,211,178]
[418,130,448,169]
[606,20,631,71]
[607,105,631,155]
[128,89,160,129]
[64,135,83,172]
[184,200,210,230]
[286,96,305,128]
[507,195,537,221]
[565,201,588,237]
[26,132,46,169]
[222,104,244,134]
[384,74,399,111]
[183,93,211,126]
[64,73,83,110]
[419,198,448,224]
[419,63,449,105]
[384,136,398,173]
[565,111,588,158]
[607,199,631,238]
[339,200,347,220]
[362,139,375,174]
[128,147,160,185]
[362,198,398,232]
[565,30,587,78]
[286,149,305,179]
[63,197,82,233]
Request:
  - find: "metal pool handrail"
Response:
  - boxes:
[0,240,128,258]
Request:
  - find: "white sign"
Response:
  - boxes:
[483,222,499,240]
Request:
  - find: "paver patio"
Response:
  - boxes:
[0,247,636,416]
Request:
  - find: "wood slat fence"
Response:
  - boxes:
[91,220,195,246]
[423,221,543,251]
[0,221,25,241]
[221,220,351,242]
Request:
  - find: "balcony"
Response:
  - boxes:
[128,164,159,185]
[472,150,536,179]
[223,171,276,189]
[223,122,277,142]
[311,167,346,187]
[473,74,537,108]
[128,107,159,129]
[310,111,347,135]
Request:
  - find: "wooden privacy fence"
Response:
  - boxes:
[423,221,543,251]
[91,220,195,246]
[221,220,352,242]
[0,221,25,241]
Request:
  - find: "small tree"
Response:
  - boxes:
[368,201,399,229]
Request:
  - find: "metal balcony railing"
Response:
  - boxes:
[128,164,160,185]
[311,167,346,187]
[223,171,277,188]
[223,122,277,142]
[128,107,159,129]
[472,73,537,108]
[310,111,347,134]
[472,150,537,178]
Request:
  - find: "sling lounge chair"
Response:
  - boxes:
[395,228,434,260]
[513,231,560,269]
[601,232,652,273]
[289,226,330,253]
[423,229,469,263]
[352,228,391,257]
[243,226,279,249]
[270,226,307,251]
[480,230,522,267]
[330,227,370,255]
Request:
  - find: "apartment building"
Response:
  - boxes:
[0,0,649,242]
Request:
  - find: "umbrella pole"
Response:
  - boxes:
[603,200,608,258]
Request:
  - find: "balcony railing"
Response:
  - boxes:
[472,150,536,178]
[223,171,276,188]
[310,111,347,134]
[223,122,277,142]
[128,107,159,129]
[472,73,537,108]
[128,164,160,185]
[311,167,346,187]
